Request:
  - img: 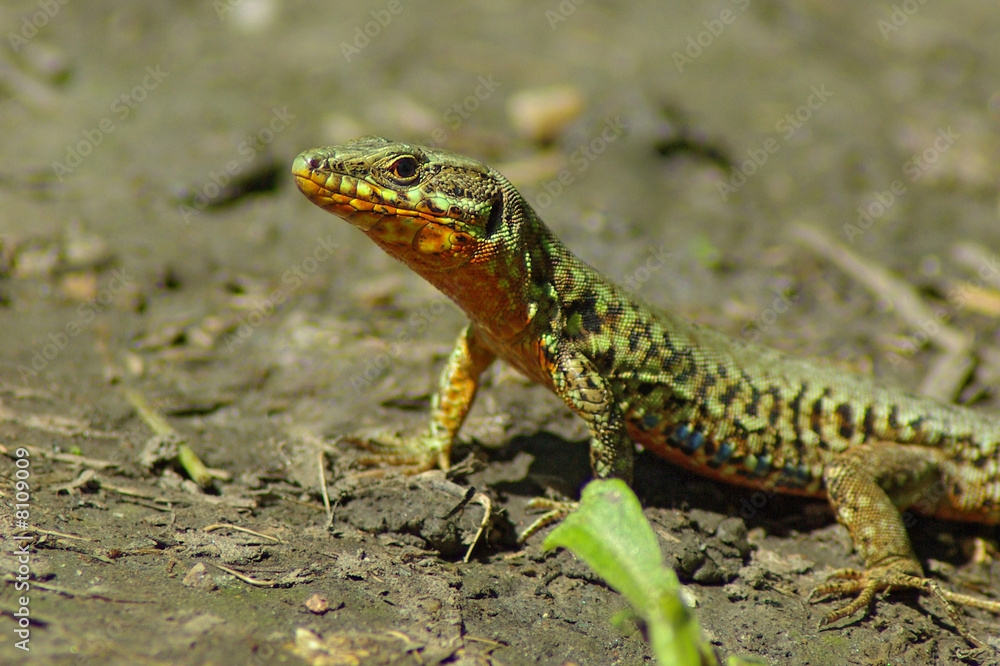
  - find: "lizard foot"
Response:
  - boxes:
[809,563,1000,649]
[518,498,579,543]
[335,431,443,477]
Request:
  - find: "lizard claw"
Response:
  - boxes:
[810,563,1000,650]
[809,567,887,625]
[518,498,580,543]
[336,431,442,476]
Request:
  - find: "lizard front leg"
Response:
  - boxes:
[348,323,496,472]
[548,340,634,483]
[521,338,634,539]
[814,443,1000,647]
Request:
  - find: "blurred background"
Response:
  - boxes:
[1,1,999,663]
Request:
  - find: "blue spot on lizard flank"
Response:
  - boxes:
[712,441,734,464]
[778,463,811,485]
[672,425,704,452]
[752,454,772,476]
[672,424,689,445]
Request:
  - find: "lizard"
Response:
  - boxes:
[291,135,1000,646]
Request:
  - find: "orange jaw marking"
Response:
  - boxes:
[413,222,474,254]
[293,174,476,259]
[294,174,439,229]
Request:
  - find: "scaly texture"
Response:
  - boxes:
[292,136,1000,643]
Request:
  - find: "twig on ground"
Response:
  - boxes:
[203,523,283,543]
[790,224,976,401]
[124,387,228,486]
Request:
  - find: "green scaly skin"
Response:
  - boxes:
[292,136,1000,644]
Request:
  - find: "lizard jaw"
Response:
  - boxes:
[293,155,476,261]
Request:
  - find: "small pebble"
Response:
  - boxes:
[59,272,98,301]
[507,86,584,143]
[304,592,329,614]
[182,562,217,590]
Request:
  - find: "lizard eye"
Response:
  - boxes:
[388,156,419,182]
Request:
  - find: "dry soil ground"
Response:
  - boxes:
[2,2,1000,664]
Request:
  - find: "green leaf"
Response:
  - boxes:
[543,479,766,666]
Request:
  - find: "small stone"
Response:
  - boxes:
[182,562,217,590]
[13,244,59,278]
[304,592,330,614]
[60,271,98,302]
[715,517,751,557]
[225,0,277,34]
[507,86,584,142]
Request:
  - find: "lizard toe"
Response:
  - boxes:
[810,561,925,625]
[519,498,580,543]
[338,431,442,475]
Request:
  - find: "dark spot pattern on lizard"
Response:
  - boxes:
[836,403,855,440]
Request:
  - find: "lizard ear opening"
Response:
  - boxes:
[485,195,503,238]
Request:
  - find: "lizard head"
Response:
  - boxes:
[293,136,513,271]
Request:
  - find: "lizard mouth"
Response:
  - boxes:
[292,155,475,256]
[292,163,435,231]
